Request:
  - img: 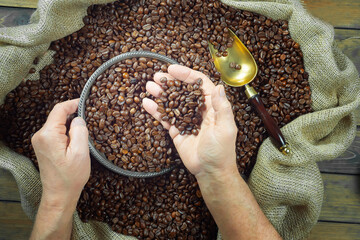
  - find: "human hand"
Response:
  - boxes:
[143,66,282,240]
[31,99,90,207]
[143,65,238,179]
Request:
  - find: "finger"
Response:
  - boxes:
[142,98,171,130]
[168,125,181,140]
[44,99,79,129]
[146,81,163,98]
[167,65,215,95]
[211,85,236,128]
[172,131,187,148]
[143,98,182,140]
[67,117,89,158]
[154,72,175,85]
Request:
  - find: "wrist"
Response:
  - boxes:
[41,189,79,214]
[31,190,77,240]
[195,163,240,185]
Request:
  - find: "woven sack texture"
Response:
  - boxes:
[0,0,359,239]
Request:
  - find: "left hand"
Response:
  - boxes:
[31,99,90,207]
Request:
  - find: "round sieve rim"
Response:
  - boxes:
[78,51,179,178]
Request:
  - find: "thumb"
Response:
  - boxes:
[67,117,89,157]
[211,85,235,127]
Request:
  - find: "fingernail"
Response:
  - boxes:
[219,85,225,97]
[71,117,86,126]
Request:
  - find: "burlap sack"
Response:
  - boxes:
[0,0,359,239]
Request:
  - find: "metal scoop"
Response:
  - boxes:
[209,29,290,155]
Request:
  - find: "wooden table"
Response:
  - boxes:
[0,1,359,239]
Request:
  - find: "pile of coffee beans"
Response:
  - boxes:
[85,58,179,172]
[0,0,313,239]
[210,28,235,58]
[157,77,205,136]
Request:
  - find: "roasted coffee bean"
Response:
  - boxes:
[0,0,313,239]
[229,62,242,71]
[157,78,204,136]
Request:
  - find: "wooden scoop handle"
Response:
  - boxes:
[245,86,290,155]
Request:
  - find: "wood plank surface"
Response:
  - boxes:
[0,169,21,201]
[307,222,360,240]
[317,132,360,174]
[303,0,360,29]
[0,0,37,9]
[334,29,360,73]
[0,201,32,240]
[0,7,34,28]
[319,173,360,223]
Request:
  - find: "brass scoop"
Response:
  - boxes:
[209,29,290,155]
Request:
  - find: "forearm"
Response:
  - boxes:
[30,193,78,240]
[196,168,282,240]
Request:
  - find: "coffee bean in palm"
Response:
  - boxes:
[156,78,205,136]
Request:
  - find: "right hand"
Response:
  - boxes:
[143,65,238,178]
